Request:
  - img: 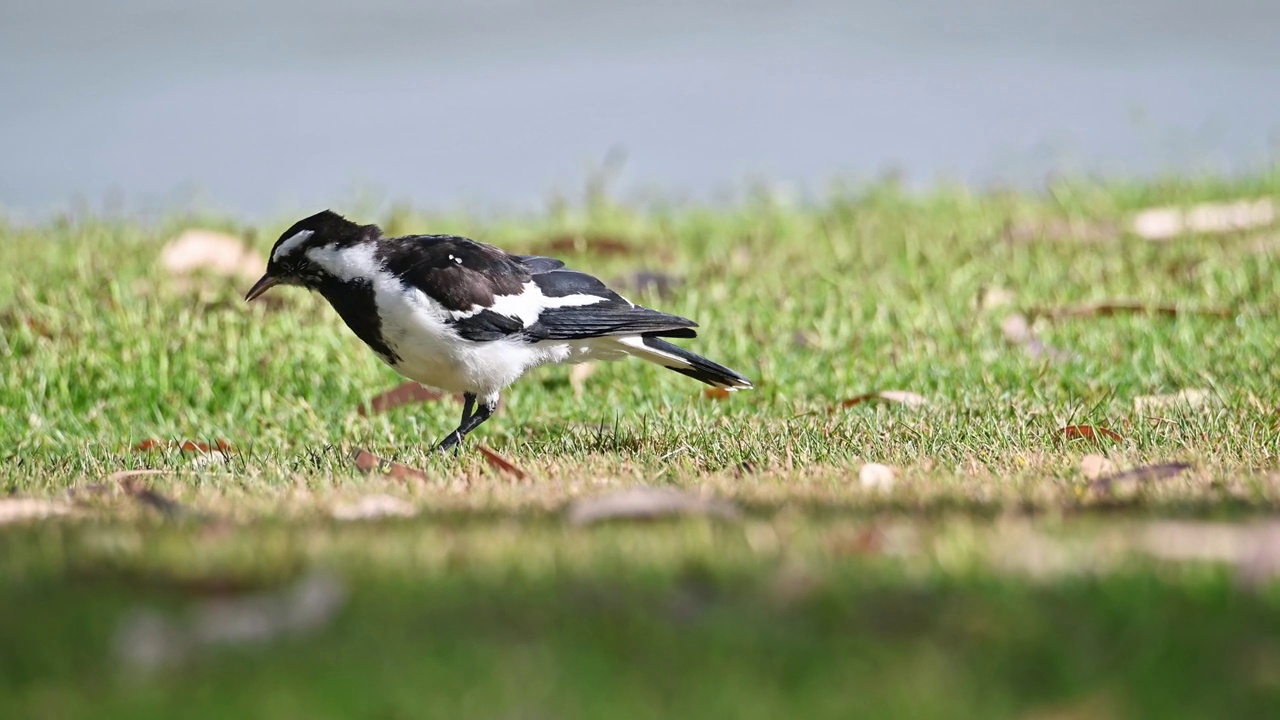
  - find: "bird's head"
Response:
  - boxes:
[245,210,374,301]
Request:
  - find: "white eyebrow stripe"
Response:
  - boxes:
[272,229,314,262]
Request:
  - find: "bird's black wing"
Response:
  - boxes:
[376,234,534,341]
[376,234,534,310]
[512,254,566,273]
[377,235,694,342]
[522,269,698,341]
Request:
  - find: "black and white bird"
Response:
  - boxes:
[245,210,753,453]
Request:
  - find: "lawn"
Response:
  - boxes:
[3,175,1280,718]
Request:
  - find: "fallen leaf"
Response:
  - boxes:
[1130,207,1184,241]
[26,316,54,338]
[858,463,897,492]
[1134,389,1213,413]
[1237,523,1280,589]
[0,498,73,524]
[349,448,428,483]
[1019,693,1121,720]
[608,270,682,299]
[790,331,818,348]
[65,482,113,504]
[159,229,264,282]
[569,363,596,400]
[1032,302,1231,320]
[1004,217,1118,244]
[1088,462,1192,493]
[477,445,527,481]
[838,390,929,409]
[1001,313,1074,363]
[358,382,447,416]
[1079,454,1117,480]
[1139,521,1257,564]
[331,495,417,521]
[105,469,167,482]
[133,439,234,453]
[1132,198,1275,241]
[978,286,1017,312]
[350,449,378,473]
[566,487,740,526]
[826,525,887,557]
[767,561,823,606]
[704,387,732,401]
[116,477,192,519]
[1059,425,1124,442]
[532,233,637,257]
[114,572,346,672]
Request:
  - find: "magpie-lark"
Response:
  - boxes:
[245,210,753,453]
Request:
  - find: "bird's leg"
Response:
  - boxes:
[434,393,498,454]
[435,393,476,454]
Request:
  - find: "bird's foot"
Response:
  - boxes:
[434,432,465,455]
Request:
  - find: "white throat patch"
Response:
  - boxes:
[272,229,315,262]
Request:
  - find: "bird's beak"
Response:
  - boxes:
[244,274,283,302]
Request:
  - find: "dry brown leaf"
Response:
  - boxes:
[1088,462,1192,493]
[608,271,682,299]
[1059,425,1124,442]
[477,445,527,481]
[703,387,732,401]
[114,572,346,672]
[115,476,191,518]
[825,525,887,557]
[349,448,429,483]
[531,233,637,257]
[331,495,417,521]
[1019,693,1121,720]
[358,382,447,416]
[1032,302,1231,320]
[977,286,1017,312]
[133,439,234,453]
[0,498,73,524]
[159,229,264,282]
[566,487,740,526]
[25,316,54,338]
[65,482,113,504]
[1237,523,1280,589]
[838,390,929,409]
[1004,217,1118,244]
[385,462,428,483]
[1001,313,1073,363]
[790,331,818,349]
[1078,454,1117,480]
[569,363,596,400]
[350,448,380,474]
[104,469,168,484]
[1134,389,1213,413]
[1132,198,1275,241]
[858,463,897,492]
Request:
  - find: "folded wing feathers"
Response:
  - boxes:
[523,302,698,340]
[513,254,567,273]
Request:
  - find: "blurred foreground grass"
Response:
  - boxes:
[2,175,1280,717]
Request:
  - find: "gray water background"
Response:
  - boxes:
[3,0,1278,219]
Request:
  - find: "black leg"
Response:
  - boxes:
[434,393,497,454]
[459,393,477,424]
[435,393,476,454]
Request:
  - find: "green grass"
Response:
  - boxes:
[3,174,1280,718]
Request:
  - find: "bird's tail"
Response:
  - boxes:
[615,336,754,390]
